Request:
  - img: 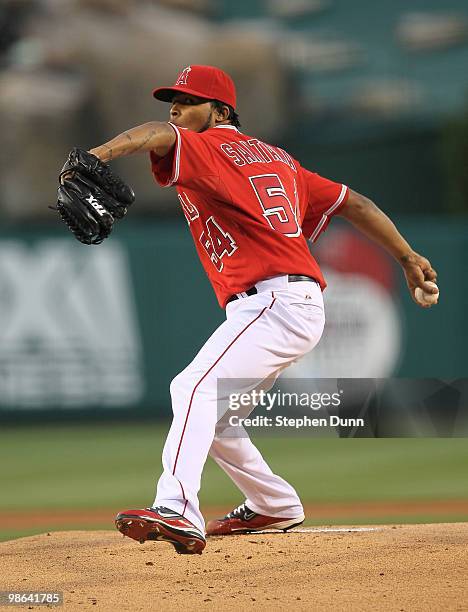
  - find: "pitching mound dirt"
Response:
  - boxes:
[0,523,467,611]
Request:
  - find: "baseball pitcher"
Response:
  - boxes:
[54,65,438,554]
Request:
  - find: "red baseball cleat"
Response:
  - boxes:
[115,506,206,554]
[206,502,305,535]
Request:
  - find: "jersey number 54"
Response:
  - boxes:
[199,216,237,272]
[249,174,300,238]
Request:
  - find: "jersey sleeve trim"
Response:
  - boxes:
[309,184,348,243]
[160,122,181,187]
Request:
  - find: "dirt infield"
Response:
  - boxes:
[0,523,467,611]
[2,499,468,530]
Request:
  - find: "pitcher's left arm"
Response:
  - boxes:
[337,189,438,307]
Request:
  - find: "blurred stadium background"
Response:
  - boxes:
[0,0,467,540]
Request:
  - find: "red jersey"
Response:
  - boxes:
[150,123,348,308]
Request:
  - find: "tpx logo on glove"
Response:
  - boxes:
[86,194,107,216]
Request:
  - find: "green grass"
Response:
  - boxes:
[1,423,467,509]
[0,423,467,541]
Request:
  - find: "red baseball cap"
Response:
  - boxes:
[153,65,236,109]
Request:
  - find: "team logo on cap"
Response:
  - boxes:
[175,66,191,86]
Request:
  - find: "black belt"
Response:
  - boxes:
[227,275,318,305]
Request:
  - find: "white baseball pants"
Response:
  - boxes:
[154,275,325,533]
